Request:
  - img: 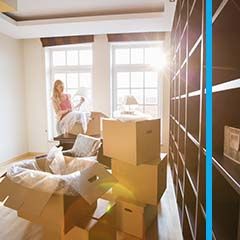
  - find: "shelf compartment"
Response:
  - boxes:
[184,172,197,234]
[187,95,200,141]
[180,0,188,34]
[180,63,187,95]
[188,0,202,51]
[174,99,179,121]
[177,150,185,188]
[186,135,199,190]
[183,206,195,240]
[180,97,186,127]
[213,88,240,157]
[213,155,240,195]
[196,203,206,240]
[180,28,187,65]
[213,165,240,240]
[213,0,240,85]
[177,180,184,226]
[178,126,185,156]
[188,43,201,93]
[198,153,206,211]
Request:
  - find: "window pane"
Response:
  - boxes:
[136,105,144,112]
[117,89,130,104]
[145,105,158,117]
[67,50,78,65]
[53,51,66,66]
[131,72,144,88]
[79,73,91,88]
[66,89,77,98]
[145,72,158,88]
[145,89,158,104]
[54,73,66,86]
[131,89,143,104]
[131,48,144,64]
[145,47,161,65]
[115,49,130,64]
[79,50,92,65]
[67,73,78,88]
[117,72,130,88]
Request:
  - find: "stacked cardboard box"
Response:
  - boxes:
[102,118,167,239]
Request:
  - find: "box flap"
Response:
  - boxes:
[77,163,117,204]
[18,188,53,216]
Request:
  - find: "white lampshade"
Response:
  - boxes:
[122,95,138,105]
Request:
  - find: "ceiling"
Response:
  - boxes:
[0,0,176,39]
[6,0,164,21]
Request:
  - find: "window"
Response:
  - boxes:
[46,44,93,138]
[112,43,164,118]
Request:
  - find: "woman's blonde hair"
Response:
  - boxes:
[52,80,63,102]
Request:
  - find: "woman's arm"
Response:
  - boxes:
[73,96,85,109]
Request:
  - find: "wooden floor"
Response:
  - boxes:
[0,155,183,240]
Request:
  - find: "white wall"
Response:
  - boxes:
[23,35,171,152]
[92,35,111,116]
[23,39,49,153]
[0,33,27,163]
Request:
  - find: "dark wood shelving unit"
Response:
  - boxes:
[169,0,205,239]
[212,1,240,239]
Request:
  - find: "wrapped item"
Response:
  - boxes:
[6,157,97,196]
[58,111,91,135]
[70,134,102,158]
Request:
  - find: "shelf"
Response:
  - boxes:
[213,155,240,195]
[212,78,240,93]
[170,0,206,238]
[212,0,229,23]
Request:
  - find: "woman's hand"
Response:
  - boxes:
[79,96,85,104]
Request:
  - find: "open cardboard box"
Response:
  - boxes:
[102,118,160,165]
[0,162,117,239]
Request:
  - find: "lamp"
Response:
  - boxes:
[122,95,139,114]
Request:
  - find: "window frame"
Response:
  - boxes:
[111,42,163,117]
[46,44,93,140]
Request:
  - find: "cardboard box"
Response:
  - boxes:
[0,162,117,239]
[69,112,107,136]
[116,199,158,239]
[65,198,117,240]
[102,118,160,165]
[112,153,167,205]
[65,220,116,240]
[224,126,240,164]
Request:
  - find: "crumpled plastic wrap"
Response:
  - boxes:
[6,157,97,196]
[58,111,91,135]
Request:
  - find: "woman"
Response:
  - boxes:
[52,80,90,134]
